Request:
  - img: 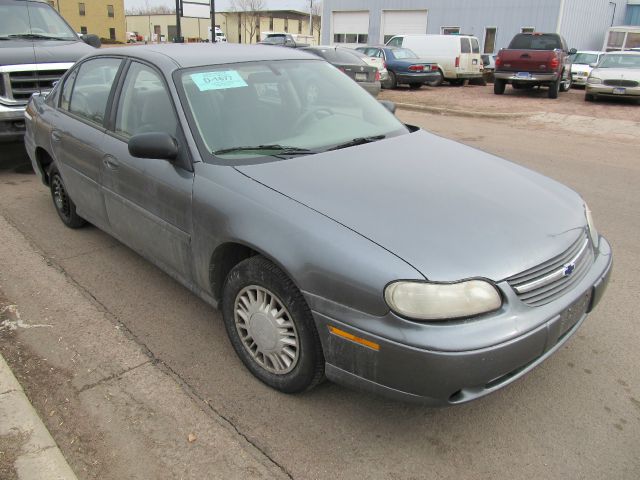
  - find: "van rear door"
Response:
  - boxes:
[458,37,482,75]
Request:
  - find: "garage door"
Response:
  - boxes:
[332,11,370,45]
[381,10,428,44]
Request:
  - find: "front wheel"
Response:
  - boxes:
[222,256,325,393]
[494,79,506,95]
[48,166,86,229]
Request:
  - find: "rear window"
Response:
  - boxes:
[471,37,480,54]
[309,48,364,64]
[460,38,471,54]
[509,34,562,50]
[391,48,418,59]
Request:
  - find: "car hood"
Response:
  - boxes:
[592,67,640,80]
[0,39,93,65]
[236,130,586,282]
[571,63,592,71]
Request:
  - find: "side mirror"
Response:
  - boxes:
[569,48,577,55]
[128,132,178,161]
[81,34,101,48]
[589,63,598,68]
[379,100,396,114]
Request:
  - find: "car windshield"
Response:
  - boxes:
[262,36,285,45]
[179,60,408,160]
[598,54,640,68]
[508,34,562,50]
[0,1,77,40]
[391,48,418,59]
[572,53,599,64]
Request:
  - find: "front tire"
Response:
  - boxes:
[386,71,397,89]
[494,79,506,95]
[48,166,86,229]
[222,256,324,393]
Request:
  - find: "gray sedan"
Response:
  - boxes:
[24,44,612,405]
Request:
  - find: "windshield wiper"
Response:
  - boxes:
[213,144,314,157]
[8,33,73,41]
[328,135,386,151]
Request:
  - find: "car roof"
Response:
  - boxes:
[90,43,320,70]
[602,51,640,56]
[575,50,604,54]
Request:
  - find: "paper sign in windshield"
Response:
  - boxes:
[191,71,248,91]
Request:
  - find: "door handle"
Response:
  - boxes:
[51,130,62,142]
[103,156,119,170]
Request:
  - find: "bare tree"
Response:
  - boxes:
[310,1,322,44]
[231,0,265,44]
[125,4,176,15]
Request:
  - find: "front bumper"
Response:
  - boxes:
[571,73,589,86]
[586,83,640,98]
[0,103,27,142]
[307,236,612,405]
[494,71,558,83]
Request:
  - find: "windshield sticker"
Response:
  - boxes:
[190,71,248,91]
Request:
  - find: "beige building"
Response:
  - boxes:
[125,9,319,44]
[47,0,126,43]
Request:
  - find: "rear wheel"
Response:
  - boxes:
[222,255,325,393]
[48,165,86,229]
[548,80,560,99]
[386,71,397,89]
[494,79,506,95]
[409,83,422,90]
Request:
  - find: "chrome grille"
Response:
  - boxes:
[8,69,67,103]
[507,231,594,307]
[603,79,639,87]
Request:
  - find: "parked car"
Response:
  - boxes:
[494,33,576,99]
[385,34,483,85]
[25,44,612,405]
[570,51,605,87]
[347,48,389,84]
[302,46,380,97]
[585,51,640,102]
[481,54,496,72]
[208,26,227,43]
[356,46,439,89]
[0,0,100,142]
[259,33,308,48]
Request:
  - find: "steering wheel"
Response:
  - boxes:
[294,108,333,132]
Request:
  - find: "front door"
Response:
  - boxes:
[101,61,194,281]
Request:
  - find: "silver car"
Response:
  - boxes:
[24,45,612,405]
[570,51,604,86]
[586,51,640,101]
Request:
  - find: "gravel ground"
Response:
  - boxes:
[379,83,640,121]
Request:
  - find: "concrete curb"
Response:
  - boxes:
[0,354,78,480]
[395,101,542,119]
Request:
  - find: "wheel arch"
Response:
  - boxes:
[34,147,54,185]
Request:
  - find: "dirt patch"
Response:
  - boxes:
[0,430,28,480]
[379,83,640,122]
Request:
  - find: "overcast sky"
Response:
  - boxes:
[125,0,312,12]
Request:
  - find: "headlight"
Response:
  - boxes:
[585,203,599,248]
[587,77,602,84]
[384,280,502,321]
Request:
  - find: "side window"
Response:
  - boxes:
[60,67,78,110]
[115,62,177,139]
[461,38,471,54]
[69,58,121,126]
[387,37,403,47]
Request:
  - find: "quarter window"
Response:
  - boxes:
[115,62,177,139]
[68,58,121,126]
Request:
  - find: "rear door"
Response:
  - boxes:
[100,60,194,281]
[53,57,123,228]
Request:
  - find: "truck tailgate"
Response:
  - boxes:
[498,50,558,72]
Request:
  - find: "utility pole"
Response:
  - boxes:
[210,0,216,42]
[175,0,182,42]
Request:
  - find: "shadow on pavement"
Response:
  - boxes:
[0,142,33,174]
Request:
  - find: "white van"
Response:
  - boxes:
[386,34,483,85]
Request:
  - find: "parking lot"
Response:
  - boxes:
[1,98,639,479]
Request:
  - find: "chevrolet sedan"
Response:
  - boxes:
[25,44,612,405]
[586,51,640,101]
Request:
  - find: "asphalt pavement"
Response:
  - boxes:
[0,111,638,479]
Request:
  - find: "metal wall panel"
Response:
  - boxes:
[559,0,628,50]
[624,5,640,26]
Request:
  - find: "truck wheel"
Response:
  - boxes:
[494,79,506,95]
[548,80,560,99]
[222,255,325,393]
[560,72,572,92]
[426,70,443,87]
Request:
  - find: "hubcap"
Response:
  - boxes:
[234,285,299,375]
[52,176,70,218]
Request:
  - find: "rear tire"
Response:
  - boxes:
[386,71,397,89]
[48,165,86,229]
[494,79,506,95]
[548,80,560,99]
[222,255,325,393]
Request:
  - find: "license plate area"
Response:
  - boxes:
[613,87,626,95]
[558,290,592,338]
[355,72,367,81]
[516,72,532,79]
